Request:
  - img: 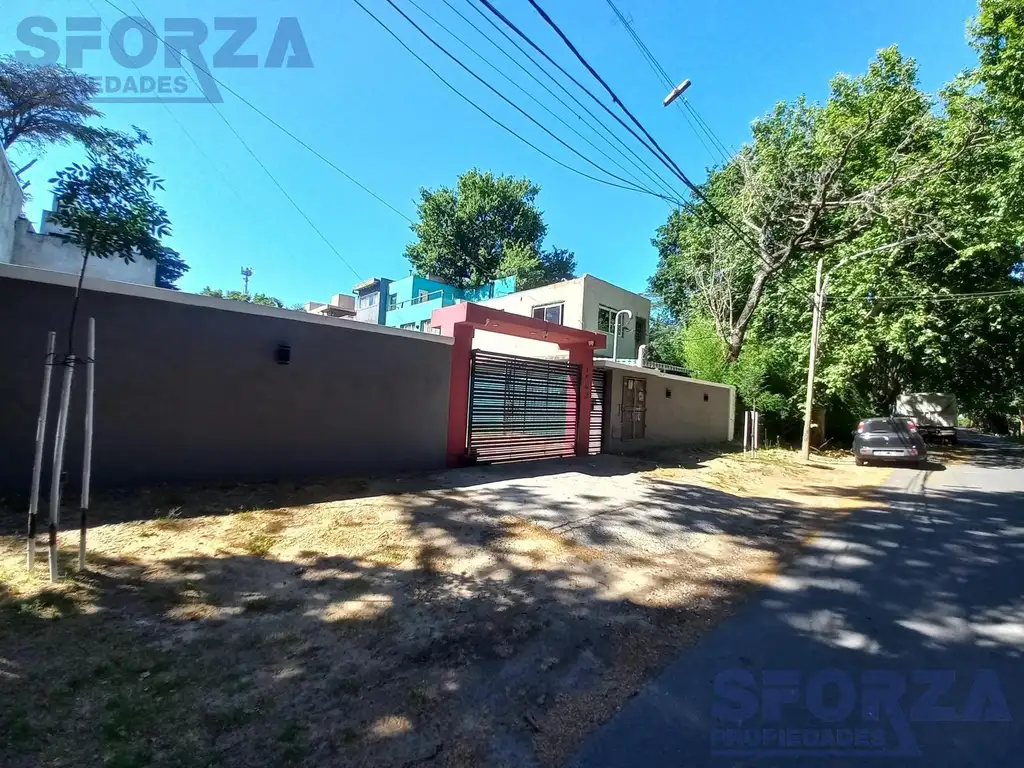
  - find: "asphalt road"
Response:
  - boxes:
[572,433,1024,767]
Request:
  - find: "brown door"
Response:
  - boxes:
[621,377,647,440]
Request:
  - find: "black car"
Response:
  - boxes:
[853,417,928,466]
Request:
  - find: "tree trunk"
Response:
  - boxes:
[66,251,91,358]
[727,265,773,362]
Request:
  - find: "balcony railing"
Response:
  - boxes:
[390,290,444,311]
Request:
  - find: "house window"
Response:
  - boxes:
[358,292,378,309]
[388,293,398,311]
[598,306,628,337]
[635,317,648,346]
[532,303,564,324]
[400,322,417,330]
[419,320,432,332]
[418,289,430,302]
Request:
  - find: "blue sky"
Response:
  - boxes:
[4,0,979,304]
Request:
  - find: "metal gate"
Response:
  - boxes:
[589,368,607,455]
[468,351,581,463]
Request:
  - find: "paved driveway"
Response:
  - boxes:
[572,434,1024,766]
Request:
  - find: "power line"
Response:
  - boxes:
[403,0,671,202]
[602,0,726,165]
[829,287,1024,304]
[523,0,687,181]
[449,0,688,206]
[475,0,684,188]
[683,101,733,162]
[601,0,734,162]
[510,0,767,262]
[84,0,262,229]
[378,0,670,199]
[113,3,362,282]
[100,0,412,231]
[352,0,674,202]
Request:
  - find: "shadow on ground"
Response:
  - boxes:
[0,446,874,768]
[571,436,1024,767]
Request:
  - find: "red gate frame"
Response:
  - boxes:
[432,303,606,467]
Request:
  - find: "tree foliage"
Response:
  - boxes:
[49,129,171,264]
[405,169,576,290]
[650,3,1024,436]
[156,247,190,290]
[0,56,104,151]
[48,128,174,354]
[200,287,285,308]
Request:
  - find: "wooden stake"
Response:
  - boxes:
[27,332,56,571]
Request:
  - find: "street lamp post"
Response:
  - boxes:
[612,309,633,361]
[663,78,692,107]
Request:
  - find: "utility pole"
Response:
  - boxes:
[801,259,825,462]
[241,266,253,295]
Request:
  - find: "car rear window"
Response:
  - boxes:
[865,421,897,433]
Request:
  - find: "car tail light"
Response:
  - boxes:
[857,421,865,433]
[907,421,918,432]
[910,447,919,456]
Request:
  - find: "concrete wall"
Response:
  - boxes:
[0,148,24,264]
[582,275,652,361]
[0,264,453,491]
[474,277,588,358]
[601,363,735,451]
[11,219,157,285]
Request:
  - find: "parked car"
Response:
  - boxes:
[853,417,928,466]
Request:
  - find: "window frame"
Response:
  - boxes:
[532,302,564,325]
[634,316,648,346]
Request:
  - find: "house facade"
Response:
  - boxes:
[349,274,516,332]
[472,275,651,361]
[304,293,356,318]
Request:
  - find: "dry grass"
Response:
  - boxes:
[0,449,890,768]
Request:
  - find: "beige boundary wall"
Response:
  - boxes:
[598,361,735,451]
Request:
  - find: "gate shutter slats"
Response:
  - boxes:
[468,351,582,463]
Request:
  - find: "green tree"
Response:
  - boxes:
[49,128,171,355]
[155,247,189,290]
[200,287,285,308]
[651,14,1024,440]
[516,247,577,291]
[650,316,787,416]
[0,56,102,151]
[652,48,976,363]
[405,169,576,290]
[971,0,1024,129]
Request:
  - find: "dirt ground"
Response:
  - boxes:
[0,448,888,768]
